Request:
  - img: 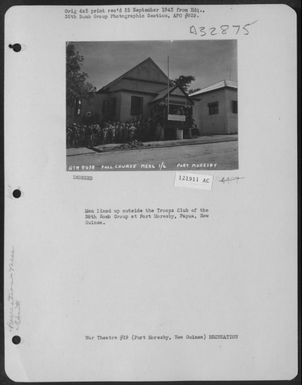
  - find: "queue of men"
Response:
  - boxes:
[66,119,149,148]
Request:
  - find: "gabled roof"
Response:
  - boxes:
[98,57,169,93]
[190,80,237,96]
[151,85,193,104]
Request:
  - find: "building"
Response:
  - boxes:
[82,57,192,121]
[77,57,194,140]
[190,80,238,135]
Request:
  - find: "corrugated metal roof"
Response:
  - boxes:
[190,80,237,96]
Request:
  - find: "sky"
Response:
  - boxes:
[71,40,237,91]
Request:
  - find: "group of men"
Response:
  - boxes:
[66,119,149,148]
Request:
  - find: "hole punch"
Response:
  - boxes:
[8,43,22,52]
[12,335,21,345]
[13,189,21,198]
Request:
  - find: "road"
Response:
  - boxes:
[67,140,238,171]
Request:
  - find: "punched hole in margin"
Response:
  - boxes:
[8,43,21,52]
[13,189,21,198]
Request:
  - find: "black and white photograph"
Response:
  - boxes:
[4,4,298,382]
[66,40,238,171]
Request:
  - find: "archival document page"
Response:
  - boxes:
[4,4,297,382]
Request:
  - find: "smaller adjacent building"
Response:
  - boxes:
[190,80,238,135]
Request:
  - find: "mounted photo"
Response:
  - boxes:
[66,40,238,171]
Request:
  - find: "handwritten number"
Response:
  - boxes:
[190,25,197,35]
[189,21,257,37]
[232,25,240,34]
[199,26,206,36]
[220,25,229,34]
[210,27,217,36]
[242,24,250,35]
[242,21,257,35]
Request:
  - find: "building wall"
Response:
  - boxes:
[78,91,156,123]
[118,92,191,122]
[193,88,238,135]
[78,92,123,122]
[119,91,154,121]
[103,92,122,121]
[79,93,105,121]
[75,85,193,124]
[225,88,238,134]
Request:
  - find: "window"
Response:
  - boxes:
[231,100,238,114]
[131,96,143,115]
[208,102,219,115]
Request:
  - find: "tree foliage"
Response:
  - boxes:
[170,75,195,93]
[66,43,95,107]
